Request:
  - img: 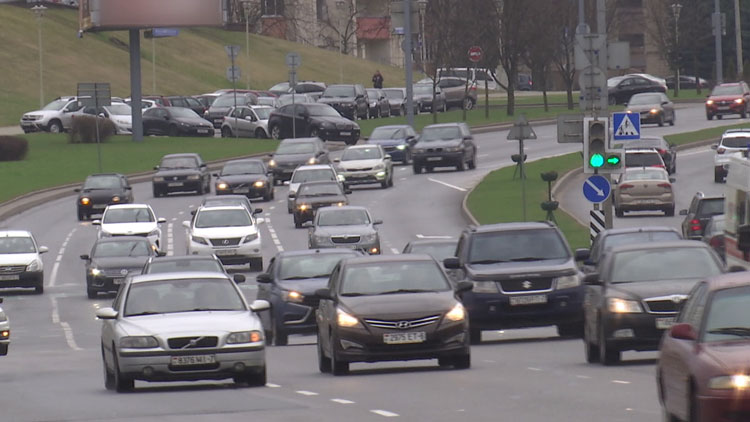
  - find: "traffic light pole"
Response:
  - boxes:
[597,0,613,230]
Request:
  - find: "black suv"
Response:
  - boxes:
[575,226,682,273]
[152,153,211,197]
[679,192,724,239]
[444,222,584,343]
[317,84,369,120]
[268,103,360,145]
[74,173,133,221]
[411,122,477,173]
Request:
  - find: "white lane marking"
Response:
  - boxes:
[265,217,284,252]
[51,295,60,323]
[178,211,184,215]
[576,375,591,379]
[50,228,76,288]
[428,178,467,192]
[270,206,276,210]
[390,248,399,254]
[60,322,83,351]
[678,148,711,157]
[167,223,174,256]
[399,178,408,181]
[612,380,631,385]
[296,390,319,396]
[527,367,542,371]
[483,360,496,363]
[415,234,453,239]
[478,153,490,157]
[49,262,61,288]
[266,383,281,388]
[331,399,355,404]
[371,410,399,418]
[171,217,178,222]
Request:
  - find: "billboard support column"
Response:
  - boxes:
[129,29,143,142]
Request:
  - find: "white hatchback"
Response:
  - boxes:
[94,204,165,249]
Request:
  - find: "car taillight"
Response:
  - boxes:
[690,219,701,232]
[657,183,672,190]
[650,164,666,169]
[717,147,726,154]
[657,148,666,155]
[619,183,634,190]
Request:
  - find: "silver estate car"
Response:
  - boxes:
[96,272,270,392]
[308,206,382,255]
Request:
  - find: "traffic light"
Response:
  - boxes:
[582,117,623,174]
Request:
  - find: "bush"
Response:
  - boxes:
[69,115,116,144]
[0,136,29,161]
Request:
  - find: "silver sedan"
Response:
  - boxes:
[96,272,270,392]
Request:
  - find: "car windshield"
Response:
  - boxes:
[602,232,681,251]
[628,94,661,105]
[270,82,290,92]
[697,198,724,216]
[703,286,750,342]
[103,207,155,223]
[213,94,254,107]
[124,278,245,316]
[406,243,457,262]
[622,169,668,181]
[278,254,353,280]
[93,240,152,258]
[413,85,434,95]
[298,183,341,197]
[366,90,379,99]
[625,152,663,167]
[256,97,276,107]
[370,127,404,140]
[291,169,336,183]
[253,107,272,119]
[221,161,264,175]
[202,198,250,210]
[468,229,570,264]
[607,76,626,87]
[145,259,223,274]
[160,157,198,169]
[83,175,121,190]
[421,126,461,141]
[341,147,381,161]
[317,209,370,226]
[308,105,342,117]
[711,85,743,96]
[168,108,201,119]
[195,209,252,228]
[721,135,750,148]
[277,95,311,106]
[276,143,315,154]
[105,104,132,115]
[626,139,666,149]
[609,248,720,283]
[0,237,36,254]
[42,99,70,111]
[340,261,450,296]
[383,89,403,99]
[323,86,355,97]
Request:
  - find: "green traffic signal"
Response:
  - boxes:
[606,155,621,166]
[589,153,604,168]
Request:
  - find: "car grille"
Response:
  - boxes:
[168,336,219,349]
[102,268,133,277]
[716,100,733,106]
[643,296,687,314]
[382,146,397,153]
[499,278,553,293]
[426,148,444,152]
[336,123,352,130]
[111,232,149,238]
[164,175,188,181]
[364,315,440,330]
[331,235,360,244]
[0,265,26,274]
[348,167,373,172]
[209,237,241,246]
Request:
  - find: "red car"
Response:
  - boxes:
[705,82,750,120]
[657,272,750,422]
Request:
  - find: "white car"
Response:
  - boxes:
[81,102,133,135]
[0,298,8,355]
[19,96,83,133]
[0,230,48,294]
[94,204,166,249]
[286,164,344,213]
[96,272,270,392]
[713,129,750,182]
[183,205,264,271]
[335,144,394,189]
[220,105,272,139]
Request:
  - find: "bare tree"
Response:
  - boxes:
[522,0,562,111]
[424,0,461,122]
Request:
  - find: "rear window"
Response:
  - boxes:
[697,198,724,217]
[625,152,663,167]
[720,136,750,148]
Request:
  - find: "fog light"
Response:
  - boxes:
[233,362,246,372]
[369,247,379,254]
[613,329,634,338]
[376,171,386,178]
[142,366,154,377]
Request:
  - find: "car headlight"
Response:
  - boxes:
[313,234,329,243]
[27,259,43,272]
[360,233,378,243]
[120,336,159,348]
[148,229,160,237]
[706,100,715,105]
[555,274,580,290]
[298,204,310,211]
[396,144,407,150]
[282,290,304,303]
[337,308,361,328]
[217,182,228,190]
[111,196,121,203]
[709,375,750,389]
[307,157,318,165]
[0,309,8,322]
[336,202,345,207]
[735,98,745,104]
[90,268,102,276]
[649,108,659,114]
[607,298,642,313]
[80,197,91,206]
[444,303,466,322]
[253,180,265,188]
[187,174,200,180]
[337,174,346,183]
[242,233,259,243]
[191,235,209,245]
[445,147,462,152]
[472,281,499,293]
[227,330,263,344]
[153,177,165,182]
[268,159,277,167]
[321,122,335,129]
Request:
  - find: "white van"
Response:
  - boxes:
[437,68,498,90]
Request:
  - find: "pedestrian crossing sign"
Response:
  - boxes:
[612,112,640,140]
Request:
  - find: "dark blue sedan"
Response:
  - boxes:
[365,124,418,164]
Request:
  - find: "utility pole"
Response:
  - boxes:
[736,0,743,79]
[715,0,724,84]
[32,4,47,109]
[404,0,415,128]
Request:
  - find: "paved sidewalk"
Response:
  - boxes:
[0,126,22,136]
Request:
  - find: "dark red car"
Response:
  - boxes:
[657,272,750,422]
[705,82,750,120]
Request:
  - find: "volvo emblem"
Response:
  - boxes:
[522,280,532,289]
[396,321,411,329]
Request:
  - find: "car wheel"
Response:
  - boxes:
[468,154,477,169]
[197,181,205,195]
[0,343,7,356]
[412,164,422,174]
[294,214,302,228]
[380,177,388,189]
[400,106,405,116]
[583,322,600,363]
[557,323,583,338]
[103,346,116,390]
[255,128,267,139]
[270,125,282,140]
[272,317,288,346]
[669,112,676,126]
[112,345,134,392]
[404,150,412,165]
[743,108,748,119]
[717,115,723,120]
[48,120,63,133]
[452,353,471,369]
[87,287,97,299]
[714,170,723,183]
[388,173,394,187]
[469,327,481,345]
[330,336,349,375]
[152,186,162,198]
[263,189,272,202]
[168,125,179,137]
[689,384,700,422]
[364,108,370,120]
[665,206,675,217]
[250,258,263,272]
[426,166,434,173]
[456,159,465,171]
[615,207,624,218]
[221,126,232,138]
[599,320,621,366]
[375,108,380,119]
[317,330,331,373]
[345,138,358,146]
[463,98,474,110]
[248,366,267,387]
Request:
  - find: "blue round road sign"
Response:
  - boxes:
[582,175,611,203]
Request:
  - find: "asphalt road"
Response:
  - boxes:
[0,104,740,422]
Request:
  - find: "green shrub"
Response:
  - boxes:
[0,136,29,161]
[69,115,116,144]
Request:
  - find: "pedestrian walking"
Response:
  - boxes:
[372,70,384,89]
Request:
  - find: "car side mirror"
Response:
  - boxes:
[738,225,750,253]
[443,257,460,269]
[212,173,219,177]
[80,254,90,260]
[95,307,119,320]
[200,163,207,168]
[255,217,265,225]
[302,221,313,228]
[125,186,132,190]
[92,220,101,226]
[455,280,473,293]
[233,274,246,283]
[249,299,270,312]
[373,219,383,225]
[157,218,166,224]
[256,273,272,283]
[583,273,601,285]
[333,158,341,163]
[190,210,196,216]
[253,208,263,214]
[156,250,167,257]
[283,180,290,185]
[247,115,257,122]
[463,136,472,141]
[153,165,160,170]
[384,154,392,160]
[182,220,191,229]
[363,136,369,141]
[574,248,590,262]
[679,209,688,216]
[315,288,334,300]
[669,323,697,341]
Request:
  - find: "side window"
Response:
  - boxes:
[265,257,276,277]
[186,98,201,108]
[328,265,341,290]
[689,196,700,213]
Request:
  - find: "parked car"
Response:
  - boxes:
[411,122,477,173]
[275,94,315,108]
[93,203,166,249]
[164,95,206,117]
[256,96,277,108]
[96,272,270,391]
[575,226,682,274]
[267,137,330,183]
[706,81,750,120]
[624,92,675,126]
[607,75,666,105]
[308,206,382,255]
[194,93,220,109]
[365,88,391,118]
[618,136,677,174]
[142,95,172,107]
[413,84,447,113]
[382,87,419,116]
[317,84,369,120]
[702,214,726,262]
[80,102,134,134]
[75,173,133,221]
[142,107,214,137]
[80,236,161,298]
[220,105,273,139]
[268,82,292,97]
[680,192,725,240]
[205,92,259,128]
[0,299,8,355]
[0,230,48,294]
[286,164,343,213]
[125,98,158,111]
[613,167,676,217]
[665,74,709,90]
[152,153,212,197]
[712,128,750,182]
[255,249,360,345]
[315,254,473,375]
[657,272,750,421]
[292,181,350,228]
[583,241,724,365]
[213,158,274,201]
[19,96,83,133]
[365,124,418,164]
[419,77,478,110]
[335,144,394,189]
[290,81,327,100]
[268,103,360,145]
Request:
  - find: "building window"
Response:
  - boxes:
[262,0,284,16]
[619,33,644,48]
[316,0,328,20]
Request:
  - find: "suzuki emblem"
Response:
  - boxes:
[522,280,532,289]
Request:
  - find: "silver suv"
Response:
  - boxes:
[0,230,48,294]
[308,206,382,255]
[20,96,83,133]
[712,129,750,182]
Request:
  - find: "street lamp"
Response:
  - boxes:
[671,2,682,97]
[32,4,47,109]
[336,0,347,84]
[242,0,253,90]
[417,0,427,71]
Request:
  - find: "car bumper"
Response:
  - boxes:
[311,240,380,255]
[0,271,43,290]
[319,128,360,143]
[601,312,676,352]
[340,170,388,184]
[413,152,464,167]
[153,180,203,194]
[696,391,750,422]
[616,194,674,211]
[215,185,270,198]
[118,346,265,381]
[707,103,746,116]
[87,275,128,293]
[19,120,49,132]
[187,240,263,264]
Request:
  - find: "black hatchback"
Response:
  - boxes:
[75,173,133,221]
[81,236,163,299]
[268,103,360,145]
[152,153,211,197]
[267,137,330,182]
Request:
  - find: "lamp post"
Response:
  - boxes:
[417,0,427,72]
[242,0,252,90]
[32,4,47,109]
[671,3,682,97]
[336,1,347,84]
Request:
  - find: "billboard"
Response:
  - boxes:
[79,0,226,32]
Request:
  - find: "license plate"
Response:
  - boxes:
[214,119,223,123]
[655,317,675,329]
[509,294,548,306]
[113,278,124,285]
[170,354,216,366]
[168,182,183,187]
[234,188,249,193]
[197,129,209,134]
[92,204,107,209]
[340,131,351,136]
[383,332,426,344]
[426,157,443,162]
[215,249,237,256]
[0,275,20,281]
[718,106,730,110]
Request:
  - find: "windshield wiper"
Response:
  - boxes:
[282,276,314,280]
[380,289,434,294]
[189,308,233,312]
[509,257,549,262]
[707,327,750,337]
[469,259,508,265]
[126,311,160,316]
[340,292,368,297]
